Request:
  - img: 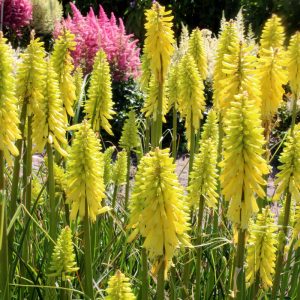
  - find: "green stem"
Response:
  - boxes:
[141,248,149,300]
[291,93,298,136]
[47,143,57,248]
[188,124,196,176]
[280,240,294,300]
[9,103,27,259]
[172,106,177,161]
[145,117,150,153]
[124,149,130,211]
[195,196,205,300]
[84,197,94,299]
[156,74,164,149]
[0,151,10,300]
[296,273,300,300]
[111,184,118,209]
[21,115,32,298]
[156,260,165,300]
[289,247,300,297]
[271,192,292,299]
[232,228,246,299]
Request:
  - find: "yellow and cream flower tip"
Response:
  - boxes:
[16,33,46,117]
[288,32,300,97]
[142,73,168,122]
[48,226,79,280]
[112,150,127,186]
[260,14,285,51]
[220,93,269,229]
[119,110,140,151]
[188,110,219,208]
[188,27,208,80]
[32,60,68,157]
[246,208,277,290]
[51,30,76,118]
[85,49,115,135]
[218,41,261,114]
[258,47,288,122]
[144,2,175,81]
[0,32,21,165]
[178,53,205,149]
[105,270,136,300]
[273,124,300,203]
[127,148,191,276]
[66,121,109,221]
[213,20,239,111]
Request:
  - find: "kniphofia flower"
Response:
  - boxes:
[0,33,21,165]
[105,270,136,300]
[66,121,109,221]
[220,92,269,228]
[128,148,191,275]
[85,49,115,135]
[48,226,79,280]
[246,208,277,289]
[189,110,219,208]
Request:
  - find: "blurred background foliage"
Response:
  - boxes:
[62,0,300,43]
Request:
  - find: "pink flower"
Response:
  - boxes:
[1,0,32,34]
[55,4,141,81]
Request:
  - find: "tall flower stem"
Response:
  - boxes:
[0,151,10,300]
[272,93,298,299]
[271,192,292,299]
[145,117,150,153]
[195,196,205,300]
[156,260,165,300]
[9,103,27,255]
[47,143,56,248]
[141,248,149,300]
[182,124,196,297]
[172,106,177,161]
[84,197,94,299]
[155,75,164,148]
[232,228,246,299]
[21,115,33,297]
[124,149,131,211]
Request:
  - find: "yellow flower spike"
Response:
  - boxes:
[258,47,288,122]
[144,2,175,81]
[178,53,205,149]
[273,124,300,203]
[0,32,21,165]
[105,270,136,300]
[167,62,180,110]
[213,20,239,111]
[142,74,168,121]
[139,52,152,92]
[219,41,261,113]
[245,208,277,289]
[288,32,300,97]
[32,60,68,157]
[119,111,140,151]
[66,121,109,221]
[48,226,79,280]
[220,93,269,229]
[260,15,285,51]
[51,30,76,118]
[188,28,208,80]
[85,49,115,135]
[188,110,219,208]
[17,34,46,117]
[112,150,127,186]
[128,148,191,276]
